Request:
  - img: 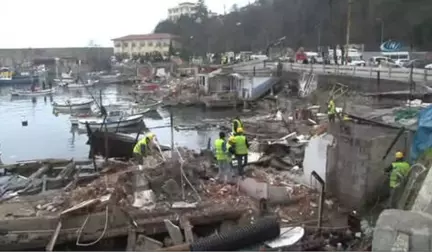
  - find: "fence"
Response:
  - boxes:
[283,63,432,83]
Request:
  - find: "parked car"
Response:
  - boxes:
[347,56,366,66]
[425,64,432,69]
[395,59,409,67]
[369,56,399,67]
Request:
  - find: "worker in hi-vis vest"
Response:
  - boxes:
[384,151,411,208]
[234,127,249,178]
[232,116,244,136]
[327,98,336,123]
[214,131,231,183]
[133,132,156,164]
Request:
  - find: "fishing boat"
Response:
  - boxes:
[0,67,39,85]
[69,111,96,126]
[97,73,122,84]
[10,87,55,97]
[52,98,94,111]
[59,80,98,88]
[53,72,75,85]
[77,110,145,130]
[85,128,170,159]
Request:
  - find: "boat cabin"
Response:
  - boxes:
[0,67,13,80]
[197,68,279,102]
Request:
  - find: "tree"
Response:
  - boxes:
[153,0,432,57]
[231,4,239,12]
[195,0,209,20]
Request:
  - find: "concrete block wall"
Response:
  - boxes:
[326,123,408,209]
[281,70,416,94]
[316,75,412,93]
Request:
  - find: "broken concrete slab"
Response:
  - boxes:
[133,190,156,209]
[164,219,184,245]
[372,209,432,251]
[268,185,292,204]
[136,234,163,251]
[162,179,181,199]
[238,177,268,200]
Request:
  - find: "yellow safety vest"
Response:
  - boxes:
[133,136,150,155]
[234,135,248,155]
[214,138,227,161]
[232,119,243,134]
[389,161,411,188]
[328,100,336,115]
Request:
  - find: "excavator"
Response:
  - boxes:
[265,36,286,59]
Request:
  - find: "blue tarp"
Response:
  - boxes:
[410,105,432,162]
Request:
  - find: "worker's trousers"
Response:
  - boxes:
[217,160,231,182]
[236,154,248,176]
[328,113,335,123]
[388,187,398,208]
[133,153,144,165]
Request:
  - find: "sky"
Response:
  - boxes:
[1,0,251,48]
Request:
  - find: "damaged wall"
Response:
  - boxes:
[281,71,418,94]
[326,123,409,209]
[412,167,432,214]
[302,133,334,189]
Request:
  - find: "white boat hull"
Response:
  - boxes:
[60,82,95,88]
[11,88,55,97]
[54,78,74,84]
[53,100,94,111]
[78,114,145,130]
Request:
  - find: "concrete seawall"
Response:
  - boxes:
[0,47,113,66]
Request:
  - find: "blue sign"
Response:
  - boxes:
[380,40,402,52]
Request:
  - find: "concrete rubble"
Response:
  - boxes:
[0,139,368,251]
[2,73,418,251]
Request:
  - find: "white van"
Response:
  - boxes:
[381,51,410,66]
[250,54,268,61]
[329,48,364,65]
[305,51,323,64]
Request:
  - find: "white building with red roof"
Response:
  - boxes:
[112,33,181,57]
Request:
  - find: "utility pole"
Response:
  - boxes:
[317,23,322,52]
[380,20,384,45]
[345,0,353,64]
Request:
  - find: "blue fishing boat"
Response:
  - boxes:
[0,67,39,85]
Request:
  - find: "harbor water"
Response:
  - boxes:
[0,84,234,164]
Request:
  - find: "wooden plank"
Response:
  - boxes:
[180,217,194,243]
[45,220,62,251]
[56,162,76,180]
[28,165,51,180]
[0,206,247,250]
[125,228,136,251]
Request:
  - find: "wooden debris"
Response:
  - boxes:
[126,228,136,251]
[45,220,62,251]
[180,217,194,243]
[56,162,76,180]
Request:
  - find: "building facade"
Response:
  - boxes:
[168,2,197,21]
[112,33,181,58]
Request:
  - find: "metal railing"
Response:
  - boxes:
[231,59,432,83]
[283,63,431,83]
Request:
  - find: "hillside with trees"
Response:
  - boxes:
[154,0,432,57]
